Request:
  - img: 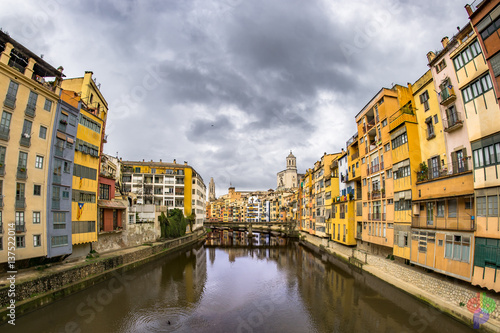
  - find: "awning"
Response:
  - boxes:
[98,199,127,209]
[56,131,67,140]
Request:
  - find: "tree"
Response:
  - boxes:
[187,212,196,233]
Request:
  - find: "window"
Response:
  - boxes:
[385,143,390,152]
[26,91,38,113]
[477,196,486,216]
[39,125,47,139]
[394,166,410,180]
[363,179,366,186]
[0,111,12,139]
[445,235,470,262]
[62,190,69,199]
[16,236,25,248]
[362,157,365,164]
[44,98,52,111]
[462,73,493,103]
[64,161,71,173]
[484,145,496,166]
[6,80,19,103]
[419,90,430,111]
[360,137,364,143]
[437,201,445,217]
[480,17,500,40]
[448,199,457,218]
[35,155,44,169]
[33,184,41,196]
[79,114,101,133]
[381,119,387,127]
[474,148,484,168]
[99,183,110,200]
[391,132,408,149]
[426,117,435,139]
[33,234,41,247]
[0,237,2,250]
[436,59,446,73]
[427,202,434,225]
[434,115,439,124]
[488,196,498,216]
[453,40,482,70]
[53,212,66,229]
[68,114,77,126]
[0,146,5,166]
[33,211,41,224]
[51,235,68,247]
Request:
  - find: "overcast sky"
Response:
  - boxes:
[1,0,471,197]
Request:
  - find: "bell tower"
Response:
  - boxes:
[286,150,296,170]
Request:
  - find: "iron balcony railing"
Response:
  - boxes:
[439,86,456,106]
[443,111,463,132]
[0,165,4,176]
[418,159,472,182]
[52,198,60,210]
[20,135,31,147]
[15,223,25,233]
[15,196,25,209]
[4,94,16,109]
[17,167,27,180]
[0,125,9,141]
[25,104,36,118]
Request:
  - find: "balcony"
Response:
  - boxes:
[371,190,381,200]
[15,223,25,233]
[0,125,9,141]
[370,163,380,174]
[417,159,472,183]
[346,133,358,147]
[412,215,475,231]
[351,151,359,161]
[4,94,16,109]
[25,104,36,118]
[0,164,4,176]
[15,196,25,209]
[364,119,375,133]
[53,173,61,184]
[443,112,463,133]
[389,110,417,132]
[20,134,31,148]
[439,86,456,106]
[17,167,27,180]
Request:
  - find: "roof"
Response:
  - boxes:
[0,30,64,78]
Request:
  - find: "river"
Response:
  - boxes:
[2,231,474,332]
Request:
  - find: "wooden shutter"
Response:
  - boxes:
[451,152,458,174]
[462,148,468,171]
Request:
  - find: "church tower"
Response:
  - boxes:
[209,177,216,201]
[286,151,297,170]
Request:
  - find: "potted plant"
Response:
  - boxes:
[19,167,26,172]
[60,119,67,125]
[418,162,428,181]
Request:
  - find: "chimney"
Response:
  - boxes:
[465,4,473,16]
[184,161,188,165]
[142,159,144,162]
[426,51,436,63]
[441,36,449,48]
[173,159,176,164]
[341,148,344,153]
[160,159,162,162]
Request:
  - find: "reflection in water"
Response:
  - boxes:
[2,238,474,333]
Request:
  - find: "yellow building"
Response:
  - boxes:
[388,85,420,260]
[346,133,363,240]
[450,23,500,291]
[356,87,402,257]
[0,31,63,264]
[410,64,475,282]
[61,72,108,256]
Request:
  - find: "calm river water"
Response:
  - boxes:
[2,231,474,332]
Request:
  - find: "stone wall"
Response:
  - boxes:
[0,230,204,314]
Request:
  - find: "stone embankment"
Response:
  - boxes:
[300,232,500,333]
[0,230,205,322]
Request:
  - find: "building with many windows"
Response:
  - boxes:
[121,159,206,230]
[61,72,108,257]
[0,31,64,265]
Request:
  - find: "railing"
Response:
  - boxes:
[366,166,370,175]
[15,196,25,209]
[25,105,36,118]
[15,223,25,233]
[351,151,359,161]
[346,133,358,147]
[418,159,472,182]
[439,86,456,106]
[53,173,61,184]
[0,125,9,141]
[443,111,463,132]
[364,119,375,133]
[370,163,380,174]
[340,212,345,219]
[20,135,31,147]
[17,167,27,180]
[412,215,475,231]
[368,212,381,221]
[371,190,381,200]
[0,165,4,176]
[4,94,16,109]
[369,144,377,152]
[380,161,384,170]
